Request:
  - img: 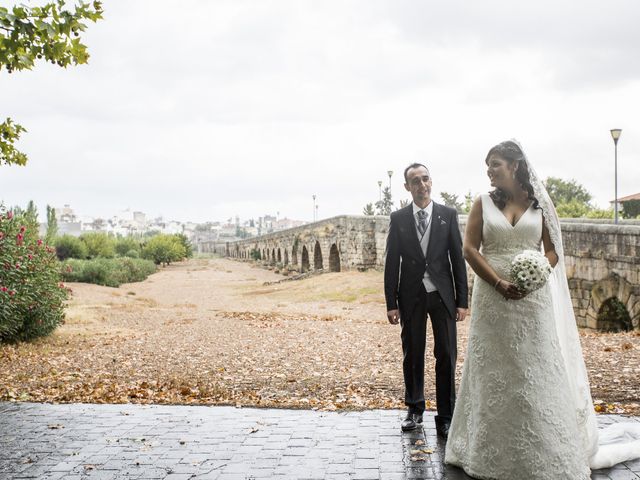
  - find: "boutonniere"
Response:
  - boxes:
[438,215,447,225]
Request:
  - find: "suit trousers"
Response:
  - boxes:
[400,285,457,426]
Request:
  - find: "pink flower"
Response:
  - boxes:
[19,226,26,233]
[6,211,13,220]
[37,239,43,246]
[16,233,24,245]
[1,286,7,292]
[8,290,15,296]
[28,254,33,260]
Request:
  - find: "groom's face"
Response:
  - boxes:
[404,166,432,204]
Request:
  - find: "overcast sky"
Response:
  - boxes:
[1,0,639,223]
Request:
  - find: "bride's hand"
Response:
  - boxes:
[495,279,526,300]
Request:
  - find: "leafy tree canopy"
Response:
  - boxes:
[1,1,103,166]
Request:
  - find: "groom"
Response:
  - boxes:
[384,163,468,437]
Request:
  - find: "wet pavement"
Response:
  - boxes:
[0,402,638,479]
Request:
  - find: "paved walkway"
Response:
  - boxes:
[0,402,638,480]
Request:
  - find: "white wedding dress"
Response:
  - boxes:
[445,194,592,479]
[445,139,640,478]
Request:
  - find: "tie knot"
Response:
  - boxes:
[417,209,427,219]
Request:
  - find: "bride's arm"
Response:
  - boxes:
[542,222,559,268]
[463,197,522,299]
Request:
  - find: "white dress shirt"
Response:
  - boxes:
[412,201,438,293]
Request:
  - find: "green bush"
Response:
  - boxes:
[115,236,142,257]
[0,206,68,342]
[142,234,186,265]
[124,249,140,258]
[80,232,116,258]
[173,233,193,258]
[61,257,156,287]
[54,234,88,260]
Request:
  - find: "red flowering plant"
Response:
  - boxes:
[0,205,68,342]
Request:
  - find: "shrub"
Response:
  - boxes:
[114,236,142,257]
[61,257,156,287]
[54,234,88,260]
[124,249,140,258]
[173,233,193,258]
[80,232,116,258]
[0,206,68,342]
[142,234,186,265]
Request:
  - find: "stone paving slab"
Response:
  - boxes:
[0,402,638,479]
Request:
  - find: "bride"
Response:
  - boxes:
[444,140,640,479]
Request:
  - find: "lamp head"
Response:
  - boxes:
[610,128,622,144]
[387,170,393,178]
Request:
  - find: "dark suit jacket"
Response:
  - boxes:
[384,202,468,320]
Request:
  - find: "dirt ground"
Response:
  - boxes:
[1,257,638,414]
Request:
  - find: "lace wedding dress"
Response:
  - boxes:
[445,140,640,479]
[445,194,592,479]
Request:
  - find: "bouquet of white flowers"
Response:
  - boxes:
[510,249,553,293]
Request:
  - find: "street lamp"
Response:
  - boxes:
[387,170,393,190]
[315,204,319,221]
[312,195,317,222]
[377,181,382,202]
[610,129,622,224]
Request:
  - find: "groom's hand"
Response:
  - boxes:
[387,309,400,325]
[456,308,468,322]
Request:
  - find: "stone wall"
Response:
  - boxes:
[219,215,640,330]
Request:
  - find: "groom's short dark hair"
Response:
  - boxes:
[403,163,429,182]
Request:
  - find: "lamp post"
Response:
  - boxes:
[312,195,316,222]
[610,129,622,224]
[315,204,319,222]
[387,170,393,190]
[377,181,382,202]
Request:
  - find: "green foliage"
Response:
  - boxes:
[622,199,640,219]
[61,257,156,287]
[555,199,592,218]
[0,1,104,73]
[114,236,142,257]
[25,200,38,223]
[440,191,464,213]
[80,232,115,258]
[362,203,375,215]
[375,186,393,215]
[54,234,87,260]
[586,208,613,219]
[597,297,632,332]
[0,205,67,342]
[544,177,592,207]
[0,118,27,166]
[464,191,474,214]
[141,234,187,266]
[173,233,193,258]
[45,204,58,242]
[250,248,261,260]
[0,1,104,166]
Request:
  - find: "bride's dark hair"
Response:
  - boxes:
[486,140,539,210]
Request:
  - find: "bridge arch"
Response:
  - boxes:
[314,241,323,270]
[301,246,310,273]
[329,243,340,272]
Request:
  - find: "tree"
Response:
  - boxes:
[464,191,474,214]
[45,204,58,241]
[25,200,38,223]
[622,200,640,219]
[0,1,104,166]
[375,187,393,215]
[440,192,464,213]
[544,177,592,208]
[362,203,375,215]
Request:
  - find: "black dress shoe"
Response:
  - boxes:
[414,413,423,424]
[436,422,450,439]
[401,413,417,431]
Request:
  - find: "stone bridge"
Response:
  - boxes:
[215,215,640,331]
